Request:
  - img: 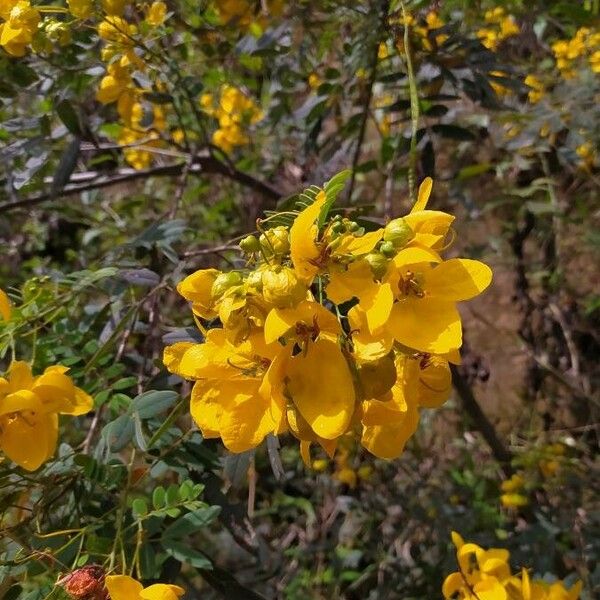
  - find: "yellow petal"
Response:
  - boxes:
[387,297,462,354]
[442,572,465,599]
[0,288,11,321]
[66,388,94,416]
[190,380,222,439]
[404,210,454,249]
[348,306,394,362]
[300,440,312,467]
[362,282,394,333]
[32,370,76,412]
[176,269,219,318]
[105,575,144,600]
[417,356,452,408]
[290,191,326,283]
[163,342,195,375]
[285,338,354,439]
[264,300,340,345]
[426,258,492,301]
[411,177,433,213]
[0,412,58,471]
[451,530,465,549]
[361,402,418,459]
[7,361,34,392]
[0,390,44,417]
[326,259,374,305]
[217,379,281,452]
[392,246,441,269]
[472,578,507,600]
[178,331,253,380]
[140,583,185,600]
[334,229,383,256]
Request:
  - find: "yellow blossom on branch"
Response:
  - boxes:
[0,361,93,471]
[0,0,40,56]
[443,532,582,599]
[163,175,492,463]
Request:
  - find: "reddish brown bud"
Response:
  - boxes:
[57,565,109,600]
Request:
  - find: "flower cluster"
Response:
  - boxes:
[476,7,520,51]
[500,473,528,509]
[164,177,492,463]
[524,74,545,104]
[443,532,582,600]
[93,1,169,169]
[0,0,40,56]
[0,290,93,471]
[200,85,264,154]
[552,26,600,78]
[392,10,448,54]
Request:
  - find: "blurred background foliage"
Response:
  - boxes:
[0,0,599,598]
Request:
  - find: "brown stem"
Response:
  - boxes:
[450,364,514,477]
[0,155,280,214]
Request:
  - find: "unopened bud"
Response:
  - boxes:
[380,240,397,258]
[239,234,261,254]
[259,226,290,257]
[383,217,414,249]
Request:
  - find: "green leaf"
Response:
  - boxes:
[132,390,179,419]
[56,99,82,136]
[152,486,166,510]
[102,414,134,452]
[162,506,221,540]
[132,498,148,519]
[431,124,476,141]
[162,540,213,569]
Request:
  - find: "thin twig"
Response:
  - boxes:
[0,156,280,213]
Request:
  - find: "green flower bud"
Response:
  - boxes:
[259,226,290,257]
[239,235,261,254]
[211,271,243,299]
[358,355,397,399]
[331,221,345,234]
[348,221,360,232]
[380,240,397,258]
[261,266,306,308]
[364,252,388,279]
[383,217,414,249]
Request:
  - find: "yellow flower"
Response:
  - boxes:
[105,575,185,600]
[283,337,355,440]
[500,473,525,493]
[0,0,40,56]
[67,0,93,19]
[380,248,492,354]
[263,299,340,345]
[146,1,167,26]
[501,493,528,508]
[0,288,11,321]
[308,72,321,89]
[524,74,544,103]
[0,361,93,471]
